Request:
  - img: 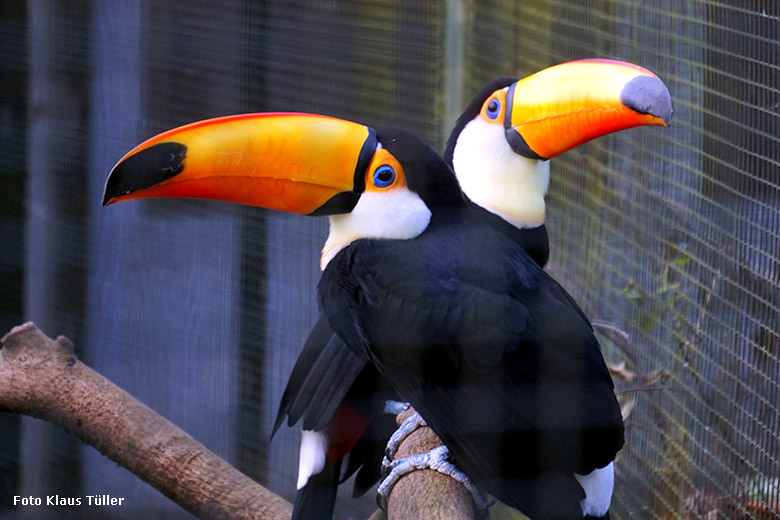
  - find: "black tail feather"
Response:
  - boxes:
[292,460,341,520]
[341,414,398,497]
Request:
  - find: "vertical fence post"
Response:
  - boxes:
[21,0,85,504]
[443,0,465,150]
[83,1,243,516]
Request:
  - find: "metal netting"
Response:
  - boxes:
[0,1,778,519]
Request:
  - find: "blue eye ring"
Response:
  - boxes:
[486,98,501,120]
[373,165,396,188]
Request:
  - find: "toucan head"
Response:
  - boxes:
[103,114,460,268]
[445,59,673,229]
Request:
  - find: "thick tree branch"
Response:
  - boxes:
[0,322,292,520]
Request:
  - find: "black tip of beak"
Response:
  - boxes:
[102,142,188,206]
[620,75,674,126]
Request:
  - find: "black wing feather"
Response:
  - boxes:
[274,316,368,435]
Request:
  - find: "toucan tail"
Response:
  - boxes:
[292,460,341,520]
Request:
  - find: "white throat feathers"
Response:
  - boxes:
[453,118,550,229]
[320,188,432,269]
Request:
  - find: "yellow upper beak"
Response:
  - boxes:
[506,59,673,159]
[103,113,376,215]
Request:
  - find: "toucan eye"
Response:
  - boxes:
[373,165,396,188]
[486,98,501,120]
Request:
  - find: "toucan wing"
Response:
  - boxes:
[274,315,368,435]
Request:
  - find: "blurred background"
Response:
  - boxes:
[1,1,778,518]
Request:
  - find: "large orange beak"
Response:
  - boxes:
[103,113,376,216]
[506,59,673,159]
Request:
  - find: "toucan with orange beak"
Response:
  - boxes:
[103,60,671,520]
[273,59,672,518]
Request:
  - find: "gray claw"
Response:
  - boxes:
[383,409,427,463]
[377,445,448,510]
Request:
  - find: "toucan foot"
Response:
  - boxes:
[383,407,426,462]
[377,410,491,517]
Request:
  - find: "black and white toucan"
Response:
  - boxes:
[274,59,672,518]
[103,58,672,519]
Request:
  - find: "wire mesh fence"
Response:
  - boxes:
[0,1,777,519]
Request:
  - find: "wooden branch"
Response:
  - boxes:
[0,322,292,520]
[385,407,477,520]
[0,321,479,520]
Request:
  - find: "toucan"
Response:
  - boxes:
[104,62,672,511]
[273,60,672,518]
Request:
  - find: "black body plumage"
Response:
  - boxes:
[320,202,622,519]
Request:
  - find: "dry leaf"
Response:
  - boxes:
[608,361,636,382]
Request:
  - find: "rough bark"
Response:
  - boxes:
[0,322,292,520]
